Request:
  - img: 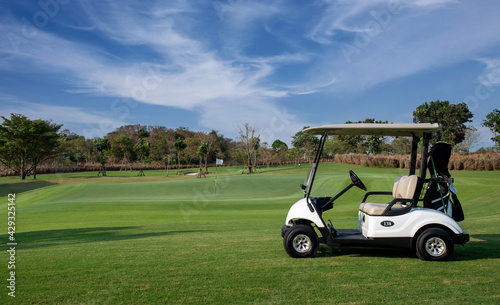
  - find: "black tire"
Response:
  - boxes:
[281,226,290,240]
[416,228,454,261]
[283,224,319,258]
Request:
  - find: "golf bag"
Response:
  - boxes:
[423,143,465,222]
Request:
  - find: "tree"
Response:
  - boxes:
[390,137,412,154]
[286,147,302,165]
[413,100,473,145]
[272,139,288,165]
[151,137,168,161]
[323,136,347,155]
[93,138,110,176]
[197,142,208,173]
[109,135,134,162]
[292,127,320,163]
[201,130,219,174]
[184,135,202,166]
[454,126,480,153]
[61,130,87,166]
[30,119,64,179]
[337,119,387,154]
[252,136,260,171]
[137,128,150,140]
[482,109,500,147]
[238,123,260,174]
[362,119,387,154]
[173,137,187,175]
[0,114,62,180]
[258,143,273,169]
[134,137,150,176]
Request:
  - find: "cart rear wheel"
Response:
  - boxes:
[416,228,454,261]
[284,224,318,258]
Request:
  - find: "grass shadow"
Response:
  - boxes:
[452,234,500,261]
[0,180,56,198]
[315,234,500,261]
[2,226,207,250]
[316,245,414,259]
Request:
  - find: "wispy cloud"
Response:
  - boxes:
[213,0,281,27]
[0,0,315,138]
[0,1,300,108]
[198,98,304,146]
[303,0,500,93]
[477,57,500,87]
[0,98,126,137]
[412,0,456,8]
[308,0,456,45]
[308,0,387,44]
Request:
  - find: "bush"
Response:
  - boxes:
[325,152,500,171]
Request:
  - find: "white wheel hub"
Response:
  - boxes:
[425,237,446,257]
[293,234,312,253]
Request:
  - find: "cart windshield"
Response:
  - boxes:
[299,123,440,198]
[301,133,327,198]
[302,162,317,196]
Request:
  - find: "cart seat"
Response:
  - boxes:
[359,175,418,216]
[392,175,418,200]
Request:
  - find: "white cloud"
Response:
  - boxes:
[77,0,197,49]
[198,97,305,146]
[0,1,314,141]
[0,2,305,111]
[308,1,385,44]
[213,0,281,29]
[477,57,500,87]
[303,0,500,93]
[0,99,126,138]
[411,0,456,8]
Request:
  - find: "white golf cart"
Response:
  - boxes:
[281,123,469,261]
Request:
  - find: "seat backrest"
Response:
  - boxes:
[393,175,418,199]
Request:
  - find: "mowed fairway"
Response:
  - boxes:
[1,164,499,304]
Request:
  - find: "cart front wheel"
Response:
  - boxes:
[416,228,454,261]
[284,224,319,258]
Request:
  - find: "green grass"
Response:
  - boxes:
[0,164,499,304]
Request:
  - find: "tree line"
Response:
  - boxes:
[1,101,499,180]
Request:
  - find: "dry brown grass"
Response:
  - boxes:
[330,152,499,171]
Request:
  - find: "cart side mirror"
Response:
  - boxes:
[300,184,308,195]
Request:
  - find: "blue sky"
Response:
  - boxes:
[1,0,499,148]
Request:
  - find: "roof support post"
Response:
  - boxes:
[409,136,419,175]
[419,133,431,181]
[303,132,328,198]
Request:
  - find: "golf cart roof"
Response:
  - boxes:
[303,123,440,137]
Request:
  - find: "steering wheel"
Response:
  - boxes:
[349,170,367,191]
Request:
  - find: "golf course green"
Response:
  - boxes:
[1,163,499,304]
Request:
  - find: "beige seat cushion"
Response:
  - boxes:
[392,175,418,199]
[360,202,408,216]
[359,175,418,216]
[359,202,388,215]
